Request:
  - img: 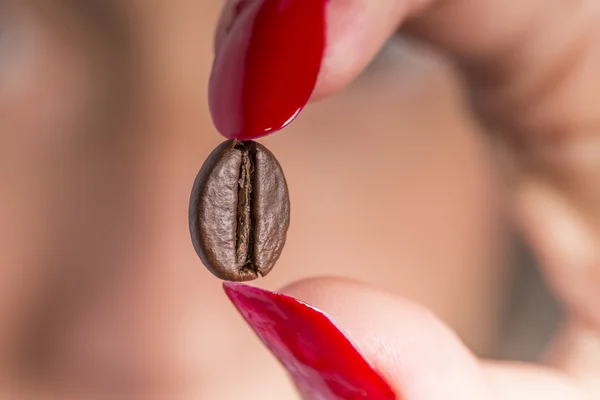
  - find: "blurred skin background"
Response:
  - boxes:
[0,0,559,398]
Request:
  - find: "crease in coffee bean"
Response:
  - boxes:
[234,140,257,275]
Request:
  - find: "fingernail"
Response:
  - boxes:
[223,283,397,400]
[210,0,327,140]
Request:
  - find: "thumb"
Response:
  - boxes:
[224,278,488,399]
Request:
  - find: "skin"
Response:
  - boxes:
[0,0,598,398]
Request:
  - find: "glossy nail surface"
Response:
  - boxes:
[223,283,397,400]
[210,0,327,140]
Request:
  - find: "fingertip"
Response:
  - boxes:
[210,0,409,138]
[222,280,398,399]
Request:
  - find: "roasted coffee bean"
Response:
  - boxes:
[189,139,290,281]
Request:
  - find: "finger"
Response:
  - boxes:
[225,278,588,399]
[211,0,592,136]
[210,0,416,139]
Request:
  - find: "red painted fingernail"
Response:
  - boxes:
[210,0,327,140]
[223,283,397,400]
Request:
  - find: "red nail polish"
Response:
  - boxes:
[210,0,327,140]
[223,283,397,400]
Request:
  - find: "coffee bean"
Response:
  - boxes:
[189,139,290,281]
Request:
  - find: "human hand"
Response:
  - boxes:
[211,0,600,398]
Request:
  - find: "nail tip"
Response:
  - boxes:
[222,281,247,298]
[222,282,274,306]
[222,283,399,399]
